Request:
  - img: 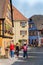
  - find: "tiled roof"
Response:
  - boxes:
[13,6,27,21]
[0,0,9,18]
[0,0,27,21]
[0,0,5,18]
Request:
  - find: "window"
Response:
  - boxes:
[29,24,35,28]
[40,30,43,37]
[33,31,36,35]
[32,24,35,27]
[4,22,13,35]
[20,30,27,36]
[41,30,43,34]
[20,22,27,27]
[29,24,32,28]
[29,31,37,36]
[29,31,33,36]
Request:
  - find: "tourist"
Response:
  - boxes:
[15,43,19,58]
[22,42,28,59]
[10,41,14,57]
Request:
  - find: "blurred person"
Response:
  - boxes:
[22,42,28,59]
[10,40,15,57]
[15,43,19,58]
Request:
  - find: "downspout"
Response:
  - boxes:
[10,0,14,27]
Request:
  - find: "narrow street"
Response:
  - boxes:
[12,47,43,65]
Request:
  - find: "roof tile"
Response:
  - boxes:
[13,6,27,21]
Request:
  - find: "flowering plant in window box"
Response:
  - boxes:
[11,33,14,35]
[5,30,7,33]
[10,32,14,35]
[7,30,10,33]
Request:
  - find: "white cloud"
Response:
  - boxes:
[19,0,43,7]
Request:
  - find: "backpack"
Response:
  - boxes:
[23,46,27,51]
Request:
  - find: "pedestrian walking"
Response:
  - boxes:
[15,43,19,58]
[10,40,15,57]
[22,42,28,59]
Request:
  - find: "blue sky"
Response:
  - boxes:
[12,0,43,18]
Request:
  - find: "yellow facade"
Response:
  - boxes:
[13,20,28,45]
[0,1,14,55]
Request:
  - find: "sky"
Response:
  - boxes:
[12,0,43,18]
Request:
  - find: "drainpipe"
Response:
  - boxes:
[10,0,14,27]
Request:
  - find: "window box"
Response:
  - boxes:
[5,30,7,33]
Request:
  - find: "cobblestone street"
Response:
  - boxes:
[12,47,43,65]
[0,47,43,65]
